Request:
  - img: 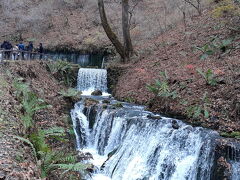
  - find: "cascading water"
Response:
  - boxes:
[77,68,108,95]
[71,68,240,180]
[232,162,240,180]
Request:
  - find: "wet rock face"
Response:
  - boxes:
[211,139,240,180]
[88,106,98,129]
[107,66,126,95]
[215,157,231,180]
[91,90,102,96]
[84,98,99,107]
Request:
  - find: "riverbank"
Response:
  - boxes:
[108,9,240,134]
[0,61,81,179]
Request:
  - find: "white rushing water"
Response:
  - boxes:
[72,68,240,180]
[71,102,219,180]
[77,68,108,96]
[231,161,240,180]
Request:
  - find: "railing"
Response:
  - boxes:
[0,49,52,61]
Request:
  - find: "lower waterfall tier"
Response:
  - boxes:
[71,98,240,180]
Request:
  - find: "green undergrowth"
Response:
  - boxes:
[13,79,89,179]
[146,71,178,99]
[220,131,240,138]
[146,71,212,121]
[46,60,80,87]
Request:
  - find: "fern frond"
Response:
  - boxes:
[56,162,89,172]
[13,135,37,162]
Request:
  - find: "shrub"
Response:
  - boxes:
[47,61,79,87]
[195,38,233,59]
[146,71,178,99]
[212,0,240,32]
[197,69,218,86]
[187,92,210,119]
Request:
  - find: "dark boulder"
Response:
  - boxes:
[172,120,180,129]
[91,90,102,96]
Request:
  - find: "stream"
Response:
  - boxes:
[71,68,240,180]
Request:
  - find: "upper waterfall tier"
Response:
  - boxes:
[77,68,107,95]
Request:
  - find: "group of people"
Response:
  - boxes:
[0,41,44,60]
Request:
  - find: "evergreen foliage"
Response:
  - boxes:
[47,61,79,87]
[13,79,88,178]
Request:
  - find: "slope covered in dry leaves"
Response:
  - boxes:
[111,7,240,133]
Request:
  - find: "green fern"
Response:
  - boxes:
[56,162,89,172]
[29,131,50,153]
[38,151,87,178]
[21,114,33,131]
[13,80,30,99]
[14,80,52,130]
[13,135,37,162]
[42,127,66,137]
[42,127,67,142]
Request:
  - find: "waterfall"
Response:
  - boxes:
[77,68,108,95]
[71,102,221,180]
[71,68,240,180]
[77,55,90,67]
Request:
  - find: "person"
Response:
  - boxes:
[1,41,8,59]
[12,45,19,60]
[5,41,12,59]
[38,43,43,60]
[0,41,7,49]
[27,41,34,59]
[18,42,25,60]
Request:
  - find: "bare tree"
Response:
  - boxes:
[176,0,187,31]
[122,0,133,59]
[183,0,202,15]
[98,0,133,62]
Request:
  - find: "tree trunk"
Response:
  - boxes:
[98,0,125,60]
[122,0,133,62]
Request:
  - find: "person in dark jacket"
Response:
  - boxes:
[18,42,25,60]
[38,43,43,60]
[1,41,8,59]
[28,41,34,59]
[5,41,12,59]
[0,41,7,49]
